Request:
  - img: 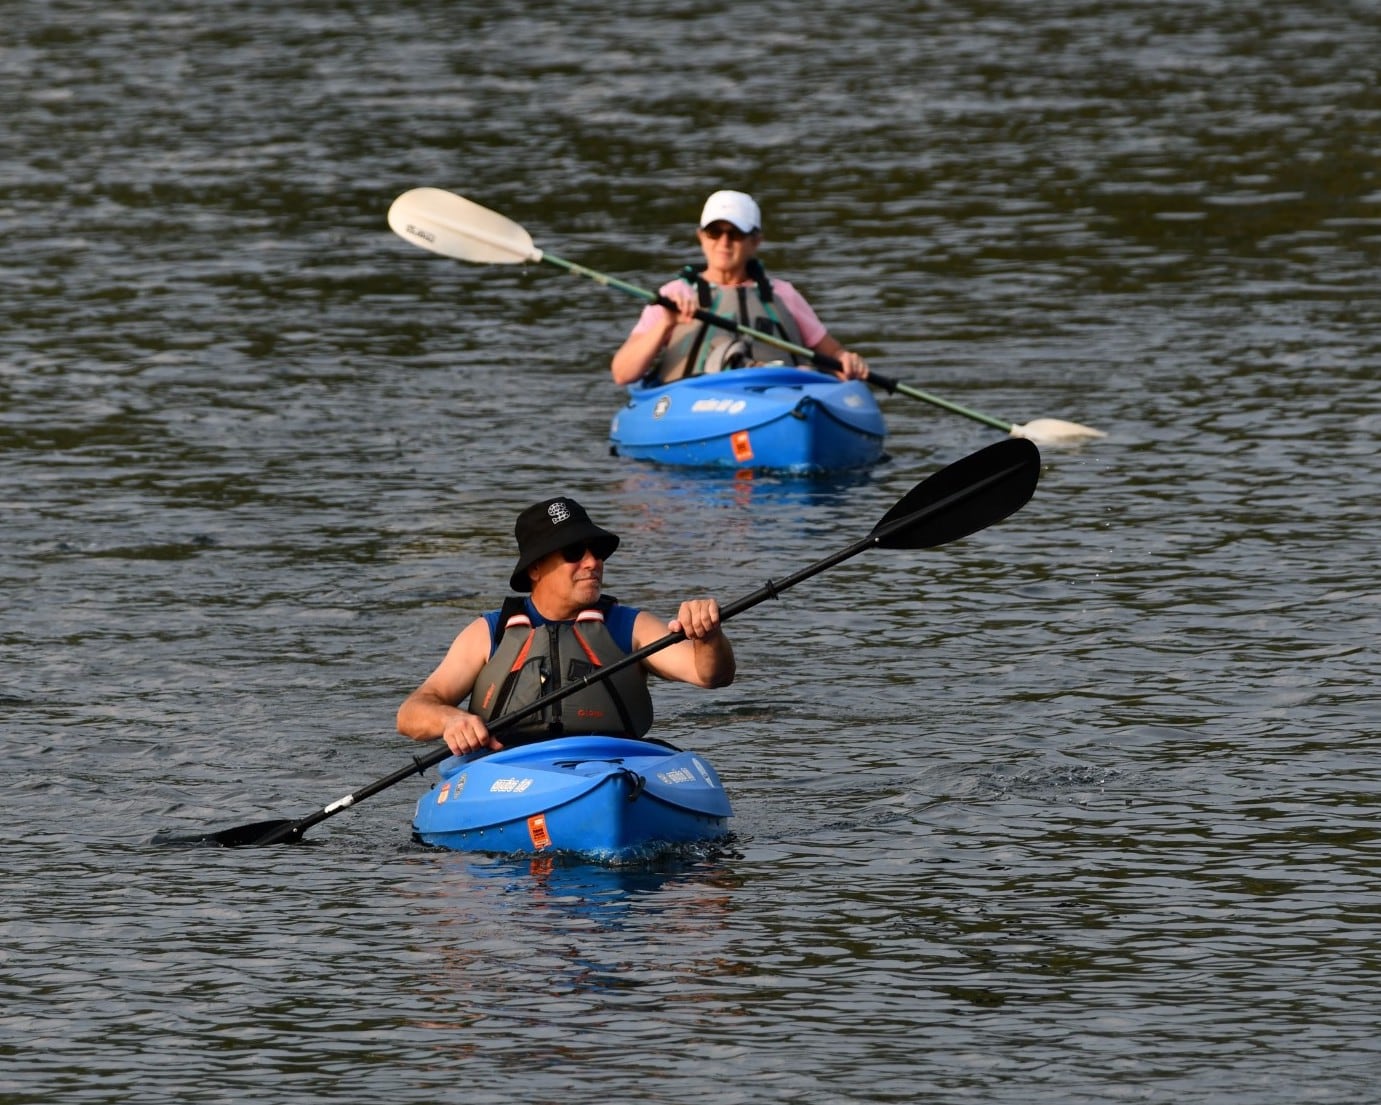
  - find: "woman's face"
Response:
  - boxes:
[698,222,760,273]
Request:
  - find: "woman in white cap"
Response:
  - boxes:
[611,189,870,386]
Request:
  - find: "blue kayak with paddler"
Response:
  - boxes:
[152,438,1041,857]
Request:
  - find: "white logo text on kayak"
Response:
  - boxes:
[691,399,747,415]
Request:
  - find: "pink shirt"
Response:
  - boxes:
[627,276,827,348]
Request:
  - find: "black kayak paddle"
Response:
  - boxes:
[154,437,1040,848]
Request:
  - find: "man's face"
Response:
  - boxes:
[529,542,605,608]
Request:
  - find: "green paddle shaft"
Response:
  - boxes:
[385,187,1105,444]
[539,250,1016,434]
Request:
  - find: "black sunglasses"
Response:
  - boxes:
[701,223,751,241]
[560,540,615,563]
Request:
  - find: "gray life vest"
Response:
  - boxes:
[468,597,655,742]
[651,261,809,384]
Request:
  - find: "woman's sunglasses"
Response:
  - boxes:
[701,223,752,242]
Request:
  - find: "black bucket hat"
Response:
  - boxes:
[508,497,620,592]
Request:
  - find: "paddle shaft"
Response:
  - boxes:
[538,251,1015,433]
[274,620,708,843]
[260,457,1011,843]
[386,188,1102,442]
[184,436,1036,847]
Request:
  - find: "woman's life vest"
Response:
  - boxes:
[651,259,809,383]
[468,596,655,742]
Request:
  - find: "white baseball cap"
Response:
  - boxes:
[699,190,761,233]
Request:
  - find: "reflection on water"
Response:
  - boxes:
[417,851,743,933]
[4,0,1380,1102]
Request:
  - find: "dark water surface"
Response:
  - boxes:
[3,1,1379,1102]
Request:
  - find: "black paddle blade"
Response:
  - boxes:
[152,818,305,848]
[871,438,1040,549]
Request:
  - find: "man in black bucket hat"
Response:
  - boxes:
[398,496,735,756]
[506,496,621,592]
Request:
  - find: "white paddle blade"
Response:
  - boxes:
[1010,417,1107,446]
[387,187,542,265]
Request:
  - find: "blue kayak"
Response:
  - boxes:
[411,735,732,862]
[609,366,886,473]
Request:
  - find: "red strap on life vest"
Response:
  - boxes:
[570,626,602,667]
[508,628,535,673]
